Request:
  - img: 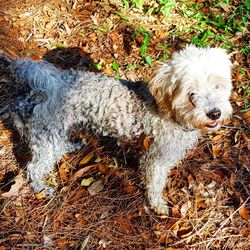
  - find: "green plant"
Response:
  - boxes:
[122,0,130,9]
[133,29,153,66]
[191,29,214,47]
[114,11,130,22]
[112,61,119,72]
[133,0,144,9]
[240,45,249,55]
[180,0,249,42]
[123,0,144,9]
[49,42,65,48]
[92,63,102,71]
[126,64,137,70]
[20,49,37,54]
[158,44,171,61]
[158,0,176,17]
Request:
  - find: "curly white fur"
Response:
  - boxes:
[2,45,232,215]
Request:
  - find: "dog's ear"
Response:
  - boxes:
[148,62,176,117]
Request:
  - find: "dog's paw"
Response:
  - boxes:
[31,181,55,197]
[153,201,169,215]
[148,196,169,215]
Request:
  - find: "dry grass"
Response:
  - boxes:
[0,0,249,249]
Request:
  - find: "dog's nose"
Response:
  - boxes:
[206,108,221,120]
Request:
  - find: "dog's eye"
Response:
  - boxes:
[189,93,196,107]
[215,85,219,89]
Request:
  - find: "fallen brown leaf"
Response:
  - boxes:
[187,174,196,188]
[56,239,68,250]
[210,169,225,183]
[221,151,233,164]
[231,91,241,101]
[166,248,182,250]
[73,164,99,179]
[178,225,193,238]
[0,173,4,181]
[229,173,237,186]
[172,205,181,217]
[123,180,137,193]
[98,164,109,174]
[59,162,70,182]
[75,188,88,197]
[35,191,47,200]
[155,29,165,38]
[117,217,134,233]
[1,174,25,197]
[235,71,244,81]
[242,133,250,151]
[212,134,223,142]
[165,218,177,229]
[241,229,250,238]
[87,179,104,195]
[81,177,95,187]
[172,223,180,235]
[196,198,207,209]
[242,110,250,123]
[165,237,174,244]
[212,144,221,159]
[239,206,250,220]
[180,201,192,216]
[79,152,94,165]
[219,3,234,13]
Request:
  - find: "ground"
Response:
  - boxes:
[0,0,249,249]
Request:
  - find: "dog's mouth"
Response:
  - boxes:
[205,121,219,128]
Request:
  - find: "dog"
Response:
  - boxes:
[0,45,232,215]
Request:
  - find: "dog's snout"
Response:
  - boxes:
[206,108,221,120]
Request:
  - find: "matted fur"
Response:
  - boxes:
[1,45,232,214]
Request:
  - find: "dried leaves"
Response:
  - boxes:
[242,110,250,123]
[0,0,250,249]
[1,174,26,197]
[239,205,250,220]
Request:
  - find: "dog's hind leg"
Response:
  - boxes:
[26,128,73,195]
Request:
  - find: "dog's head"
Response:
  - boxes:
[149,45,233,131]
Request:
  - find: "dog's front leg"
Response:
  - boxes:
[140,152,170,215]
[146,160,170,215]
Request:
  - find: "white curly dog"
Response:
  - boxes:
[1,45,232,215]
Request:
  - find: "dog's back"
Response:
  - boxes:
[0,56,157,142]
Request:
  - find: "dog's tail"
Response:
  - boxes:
[0,56,77,119]
[12,58,77,95]
[0,55,76,94]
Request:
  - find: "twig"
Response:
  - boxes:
[189,234,242,247]
[206,196,250,249]
[16,244,40,247]
[72,0,78,10]
[221,125,249,130]
[41,196,56,212]
[169,216,213,246]
[42,216,48,230]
